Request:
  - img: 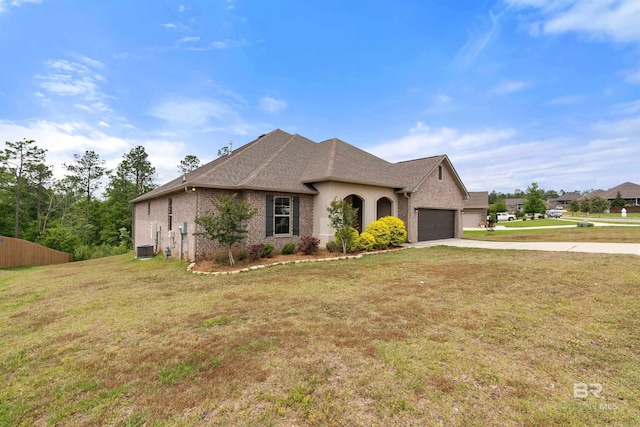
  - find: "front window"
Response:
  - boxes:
[274,197,291,234]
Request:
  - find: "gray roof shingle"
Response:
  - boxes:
[133,129,467,202]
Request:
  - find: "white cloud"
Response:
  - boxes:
[0,0,41,13]
[258,97,287,114]
[161,22,177,29]
[546,95,585,105]
[178,4,185,12]
[0,119,193,185]
[178,36,200,43]
[148,99,236,127]
[491,80,530,94]
[368,121,515,162]
[147,97,261,138]
[98,121,110,128]
[368,119,640,193]
[451,9,501,69]
[505,0,640,43]
[36,55,111,112]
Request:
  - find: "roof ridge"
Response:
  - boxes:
[325,138,337,177]
[237,133,298,186]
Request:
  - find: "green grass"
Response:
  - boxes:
[565,212,640,219]
[1,250,639,426]
[498,218,583,228]
[464,224,640,242]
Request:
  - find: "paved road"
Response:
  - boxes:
[408,239,640,256]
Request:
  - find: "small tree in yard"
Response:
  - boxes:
[523,182,547,217]
[570,200,580,215]
[611,191,625,208]
[580,198,593,217]
[327,199,358,254]
[194,193,257,266]
[589,196,609,216]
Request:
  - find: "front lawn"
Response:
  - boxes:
[464,225,640,242]
[498,218,583,228]
[1,249,639,426]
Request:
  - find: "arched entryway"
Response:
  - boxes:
[376,197,392,219]
[344,194,364,231]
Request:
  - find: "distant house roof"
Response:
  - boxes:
[598,182,640,199]
[133,129,468,202]
[464,191,489,209]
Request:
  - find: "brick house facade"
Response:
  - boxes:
[133,129,469,261]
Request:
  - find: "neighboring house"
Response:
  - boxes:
[505,198,524,213]
[132,129,469,261]
[585,182,640,206]
[463,191,489,228]
[547,192,581,209]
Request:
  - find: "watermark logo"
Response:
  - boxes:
[569,382,619,411]
[573,382,603,399]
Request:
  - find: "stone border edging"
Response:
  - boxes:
[187,246,412,276]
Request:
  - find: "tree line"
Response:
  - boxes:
[489,181,619,218]
[1,139,201,260]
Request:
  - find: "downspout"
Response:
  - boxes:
[403,192,412,243]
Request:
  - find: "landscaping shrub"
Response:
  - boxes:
[358,231,376,251]
[262,244,274,258]
[281,242,296,255]
[379,216,407,246]
[236,247,249,261]
[326,240,339,253]
[335,227,359,253]
[297,235,320,255]
[248,244,267,261]
[577,221,594,228]
[363,220,391,249]
[212,249,230,265]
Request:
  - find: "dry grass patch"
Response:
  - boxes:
[1,248,639,426]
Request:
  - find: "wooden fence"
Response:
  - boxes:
[610,206,640,214]
[0,236,73,269]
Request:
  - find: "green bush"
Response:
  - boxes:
[281,242,296,255]
[335,227,359,253]
[378,216,407,246]
[358,232,376,251]
[262,244,274,258]
[326,240,339,253]
[236,247,249,261]
[363,220,391,249]
[577,221,594,228]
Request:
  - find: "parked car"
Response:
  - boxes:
[496,212,516,221]
[547,209,563,218]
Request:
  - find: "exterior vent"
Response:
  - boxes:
[136,244,154,258]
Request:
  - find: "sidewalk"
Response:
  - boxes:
[408,239,640,256]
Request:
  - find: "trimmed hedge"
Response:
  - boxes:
[358,232,376,251]
[379,216,407,246]
[363,220,390,249]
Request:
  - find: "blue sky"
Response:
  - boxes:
[1,0,638,194]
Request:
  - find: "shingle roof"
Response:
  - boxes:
[464,191,489,208]
[599,182,640,199]
[133,129,466,202]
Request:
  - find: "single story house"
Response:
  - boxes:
[462,191,489,228]
[132,129,469,261]
[585,182,640,207]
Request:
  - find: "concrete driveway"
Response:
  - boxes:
[408,239,640,256]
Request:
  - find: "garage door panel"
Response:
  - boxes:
[418,209,455,241]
